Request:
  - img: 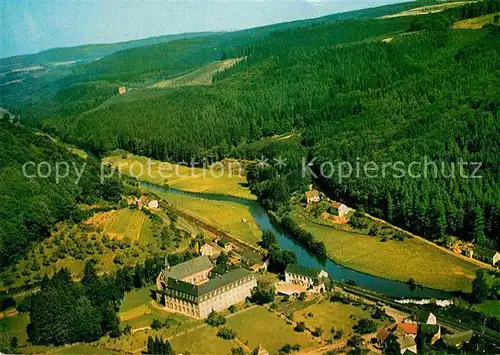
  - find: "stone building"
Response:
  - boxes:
[285,264,329,292]
[155,256,257,318]
[157,255,213,286]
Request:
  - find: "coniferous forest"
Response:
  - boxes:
[11,1,496,248]
[1,0,500,352]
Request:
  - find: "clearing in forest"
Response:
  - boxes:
[150,190,262,246]
[87,208,151,242]
[453,12,500,28]
[379,1,473,19]
[103,152,256,200]
[152,57,244,88]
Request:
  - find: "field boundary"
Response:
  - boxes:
[362,212,494,270]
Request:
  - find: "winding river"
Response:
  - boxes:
[141,182,451,299]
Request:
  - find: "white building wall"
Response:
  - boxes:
[199,277,257,318]
[161,276,257,319]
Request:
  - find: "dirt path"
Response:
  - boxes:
[135,212,147,242]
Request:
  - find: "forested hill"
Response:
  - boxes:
[7,1,500,250]
[0,122,122,268]
[0,32,216,71]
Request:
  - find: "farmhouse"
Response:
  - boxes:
[304,190,320,204]
[200,243,218,257]
[469,246,500,266]
[328,201,349,217]
[284,264,329,292]
[155,256,257,318]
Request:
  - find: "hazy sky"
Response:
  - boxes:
[1,0,409,58]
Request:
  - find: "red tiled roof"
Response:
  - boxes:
[377,328,392,342]
[331,201,343,209]
[398,323,418,335]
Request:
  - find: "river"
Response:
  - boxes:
[141,182,451,299]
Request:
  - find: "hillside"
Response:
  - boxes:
[1,1,430,113]
[0,32,216,71]
[30,0,500,250]
[0,122,122,270]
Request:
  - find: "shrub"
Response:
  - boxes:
[334,329,343,339]
[217,327,236,340]
[312,326,323,337]
[371,307,386,320]
[0,296,16,311]
[229,305,238,313]
[353,319,377,334]
[251,280,276,305]
[347,334,363,347]
[151,319,163,330]
[294,321,306,332]
[206,311,226,327]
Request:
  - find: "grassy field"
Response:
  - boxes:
[96,288,203,353]
[151,190,262,246]
[380,1,472,18]
[293,299,385,341]
[227,306,318,353]
[120,287,153,314]
[296,218,478,292]
[475,300,500,318]
[88,209,152,242]
[170,324,235,355]
[152,58,244,88]
[0,204,192,290]
[103,152,255,200]
[453,12,500,29]
[0,312,30,349]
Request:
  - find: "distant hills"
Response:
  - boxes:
[0,32,216,70]
[0,1,422,70]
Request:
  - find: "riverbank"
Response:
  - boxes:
[103,152,256,200]
[291,207,478,293]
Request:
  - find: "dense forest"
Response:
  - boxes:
[5,1,500,252]
[0,122,122,267]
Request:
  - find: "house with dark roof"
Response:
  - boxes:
[469,246,500,265]
[155,256,256,318]
[157,255,213,286]
[285,264,329,292]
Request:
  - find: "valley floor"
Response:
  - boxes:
[291,204,479,293]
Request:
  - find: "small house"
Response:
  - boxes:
[118,86,127,94]
[285,264,329,292]
[469,246,500,266]
[328,201,348,217]
[304,190,320,204]
[200,243,216,257]
[148,200,159,209]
